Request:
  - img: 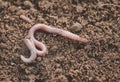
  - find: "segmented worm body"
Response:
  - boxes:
[20,15,88,63]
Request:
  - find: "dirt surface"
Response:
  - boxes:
[0,0,120,82]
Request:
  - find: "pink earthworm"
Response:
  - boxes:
[29,24,88,43]
[21,38,37,63]
[20,15,88,63]
[20,15,32,23]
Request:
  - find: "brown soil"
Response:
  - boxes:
[0,0,120,82]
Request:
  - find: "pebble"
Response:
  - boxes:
[11,62,15,66]
[23,1,33,9]
[37,57,42,62]
[70,22,82,32]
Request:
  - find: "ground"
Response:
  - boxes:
[0,0,120,82]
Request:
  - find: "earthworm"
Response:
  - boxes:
[20,15,32,23]
[29,24,88,43]
[21,38,37,63]
[20,15,88,63]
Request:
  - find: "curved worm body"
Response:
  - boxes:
[20,16,88,63]
[21,39,37,63]
[29,24,88,42]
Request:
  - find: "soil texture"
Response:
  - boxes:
[0,0,120,82]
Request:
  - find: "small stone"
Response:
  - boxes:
[23,1,33,9]
[70,22,82,32]
[51,45,58,51]
[11,62,15,66]
[37,16,46,23]
[37,57,42,62]
[76,5,83,12]
[25,68,30,74]
[56,63,61,68]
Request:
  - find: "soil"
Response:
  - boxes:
[0,0,120,82]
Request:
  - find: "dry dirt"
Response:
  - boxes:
[0,0,120,82]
